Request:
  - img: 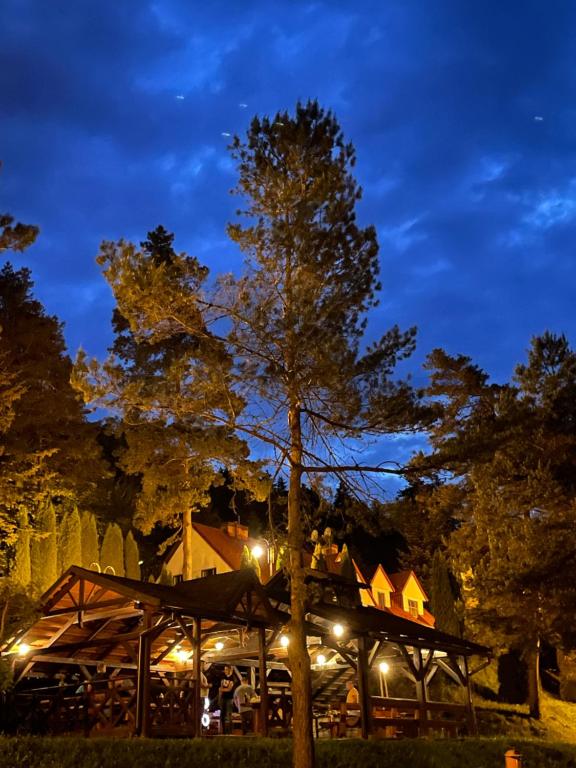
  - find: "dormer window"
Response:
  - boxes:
[377,591,387,609]
[408,599,419,618]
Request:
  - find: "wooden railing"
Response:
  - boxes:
[315,696,469,738]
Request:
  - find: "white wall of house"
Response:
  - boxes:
[400,573,426,616]
[165,529,231,580]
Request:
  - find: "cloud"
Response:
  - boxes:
[2,0,576,393]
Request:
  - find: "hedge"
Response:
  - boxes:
[1,736,576,768]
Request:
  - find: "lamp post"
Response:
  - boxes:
[379,661,389,698]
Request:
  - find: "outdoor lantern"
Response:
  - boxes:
[332,623,344,638]
[280,634,290,648]
[379,660,390,697]
[17,643,30,656]
[251,544,264,559]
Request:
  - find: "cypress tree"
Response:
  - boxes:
[124,530,141,580]
[11,509,31,587]
[30,501,58,593]
[429,549,461,637]
[59,507,82,572]
[100,522,125,576]
[80,511,100,570]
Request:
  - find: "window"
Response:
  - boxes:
[201,567,217,578]
[377,591,387,609]
[408,599,419,618]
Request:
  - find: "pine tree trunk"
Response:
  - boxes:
[527,637,541,719]
[182,508,193,581]
[287,403,315,768]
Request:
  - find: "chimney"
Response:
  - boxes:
[222,522,249,540]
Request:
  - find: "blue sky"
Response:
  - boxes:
[2,0,575,394]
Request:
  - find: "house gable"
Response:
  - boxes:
[370,564,395,609]
[389,570,429,618]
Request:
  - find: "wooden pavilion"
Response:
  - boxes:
[1,565,489,739]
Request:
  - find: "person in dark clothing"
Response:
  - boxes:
[218,666,236,734]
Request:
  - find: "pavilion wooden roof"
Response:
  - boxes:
[266,570,489,657]
[4,566,285,677]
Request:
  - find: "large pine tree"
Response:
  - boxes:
[0,264,106,569]
[75,226,259,579]
[421,334,576,718]
[81,101,421,768]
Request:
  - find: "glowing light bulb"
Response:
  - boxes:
[176,649,189,663]
[17,643,30,656]
[379,661,390,675]
[317,654,326,666]
[251,544,264,559]
[215,641,224,651]
[204,697,210,711]
[280,635,289,648]
[332,624,344,638]
[202,713,211,728]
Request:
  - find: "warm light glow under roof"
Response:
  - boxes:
[215,641,224,651]
[17,643,31,656]
[280,634,290,648]
[251,544,264,559]
[332,623,344,638]
[379,661,390,674]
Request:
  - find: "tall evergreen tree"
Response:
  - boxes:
[429,549,461,637]
[30,500,58,593]
[59,507,82,572]
[74,227,260,579]
[80,511,100,570]
[11,509,31,587]
[124,530,141,580]
[0,264,106,563]
[421,334,576,718]
[80,102,421,768]
[100,522,125,576]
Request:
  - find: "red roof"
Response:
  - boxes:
[389,569,429,601]
[194,523,273,582]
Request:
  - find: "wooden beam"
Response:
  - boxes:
[414,648,429,735]
[45,597,130,617]
[368,639,382,668]
[462,655,478,736]
[136,632,151,737]
[42,574,80,613]
[192,617,202,738]
[356,636,372,739]
[258,625,269,736]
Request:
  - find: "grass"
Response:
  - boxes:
[476,691,576,743]
[1,735,576,768]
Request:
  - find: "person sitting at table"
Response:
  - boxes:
[341,680,360,734]
[345,679,359,705]
[233,675,256,734]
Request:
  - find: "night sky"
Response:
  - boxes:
[2,0,575,391]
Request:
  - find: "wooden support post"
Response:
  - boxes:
[192,617,202,737]
[414,648,429,736]
[462,655,478,736]
[357,635,372,740]
[258,625,269,736]
[135,633,151,737]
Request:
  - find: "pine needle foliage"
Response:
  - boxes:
[124,530,141,580]
[100,522,125,576]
